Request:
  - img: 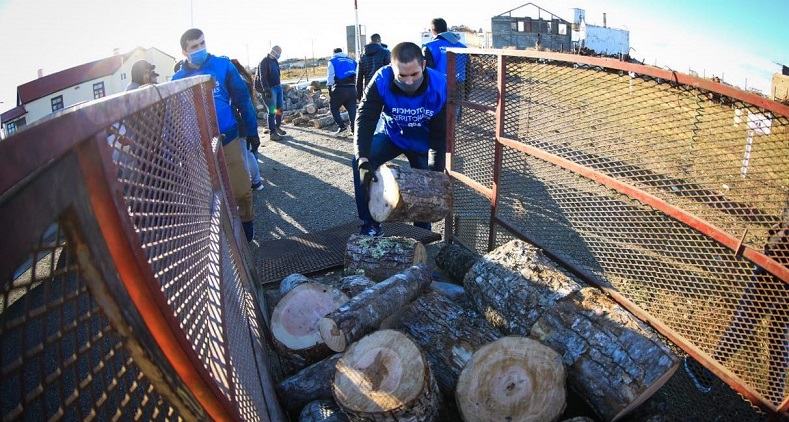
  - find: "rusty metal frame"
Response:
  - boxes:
[445,48,789,417]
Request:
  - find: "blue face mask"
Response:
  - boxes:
[189,48,208,65]
[274,53,281,60]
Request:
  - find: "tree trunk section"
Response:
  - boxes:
[333,329,442,421]
[312,112,348,128]
[435,242,481,285]
[344,234,427,282]
[398,292,501,397]
[463,239,582,335]
[276,353,343,414]
[280,273,311,296]
[272,282,350,373]
[368,163,453,223]
[336,274,376,297]
[299,400,349,422]
[320,265,431,352]
[456,336,566,422]
[530,287,679,422]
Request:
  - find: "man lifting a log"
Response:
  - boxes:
[351,41,447,237]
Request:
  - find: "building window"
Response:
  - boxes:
[121,72,126,80]
[6,117,25,135]
[51,95,64,112]
[93,82,105,99]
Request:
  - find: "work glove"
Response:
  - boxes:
[263,89,272,101]
[247,135,260,152]
[358,161,378,198]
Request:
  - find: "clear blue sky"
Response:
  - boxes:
[0,0,786,114]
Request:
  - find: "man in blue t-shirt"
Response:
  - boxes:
[352,42,447,237]
[327,47,358,137]
[172,28,260,242]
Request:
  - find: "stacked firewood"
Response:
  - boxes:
[268,168,678,421]
[259,83,351,129]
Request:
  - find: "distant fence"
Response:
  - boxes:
[0,77,283,421]
[446,48,789,419]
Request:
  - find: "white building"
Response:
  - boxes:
[572,8,630,56]
[1,47,176,137]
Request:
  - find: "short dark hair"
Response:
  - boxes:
[391,42,423,65]
[431,18,448,33]
[370,33,381,43]
[180,28,203,50]
[333,48,342,54]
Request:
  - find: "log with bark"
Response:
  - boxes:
[398,292,501,397]
[276,353,343,414]
[332,329,442,421]
[320,265,431,352]
[311,112,348,129]
[530,287,679,422]
[299,399,349,422]
[368,163,453,224]
[455,336,566,422]
[280,273,311,296]
[463,239,582,335]
[271,282,350,373]
[344,234,427,282]
[336,274,376,297]
[434,242,481,285]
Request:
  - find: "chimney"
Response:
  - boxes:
[37,69,44,78]
[603,13,607,28]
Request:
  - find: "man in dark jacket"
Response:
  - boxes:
[257,45,287,141]
[356,34,390,101]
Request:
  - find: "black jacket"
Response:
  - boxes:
[356,43,390,100]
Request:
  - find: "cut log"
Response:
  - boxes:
[276,353,343,414]
[530,287,679,422]
[434,242,481,285]
[398,292,501,397]
[272,282,350,373]
[455,336,566,422]
[344,234,427,282]
[303,104,318,114]
[333,329,442,421]
[336,274,376,297]
[368,163,453,224]
[280,273,311,296]
[311,112,348,128]
[320,265,431,352]
[463,239,582,334]
[299,400,349,422]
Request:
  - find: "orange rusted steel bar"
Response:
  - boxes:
[497,135,789,285]
[488,53,507,251]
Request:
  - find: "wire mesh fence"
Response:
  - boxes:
[0,78,282,421]
[448,48,789,419]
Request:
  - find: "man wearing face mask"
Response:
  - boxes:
[256,45,287,142]
[352,41,447,237]
[172,28,260,242]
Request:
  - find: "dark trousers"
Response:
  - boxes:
[330,85,357,131]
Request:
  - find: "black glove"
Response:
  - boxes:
[246,135,260,152]
[263,89,272,100]
[358,161,378,197]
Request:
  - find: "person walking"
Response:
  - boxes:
[327,48,357,137]
[172,28,260,242]
[256,45,287,141]
[356,34,390,101]
[230,59,264,191]
[352,42,447,236]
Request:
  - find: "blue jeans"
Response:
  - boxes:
[265,85,284,131]
[352,133,431,230]
[241,139,261,184]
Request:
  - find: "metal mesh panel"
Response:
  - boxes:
[1,221,182,421]
[106,85,270,421]
[450,50,789,417]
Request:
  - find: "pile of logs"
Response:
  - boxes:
[269,238,679,421]
[263,83,351,130]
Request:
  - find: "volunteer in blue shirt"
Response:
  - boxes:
[173,28,260,242]
[352,42,447,237]
[327,47,358,137]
